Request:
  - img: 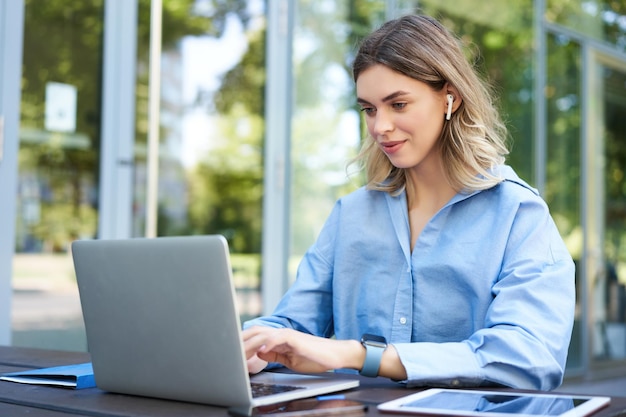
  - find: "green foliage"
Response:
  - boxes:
[178,3,266,253]
[186,105,264,253]
[30,203,97,252]
[214,27,266,116]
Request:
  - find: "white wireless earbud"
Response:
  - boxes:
[446,94,454,120]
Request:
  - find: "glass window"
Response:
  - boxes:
[546,0,626,52]
[596,61,626,362]
[134,0,266,321]
[12,1,104,351]
[545,32,582,369]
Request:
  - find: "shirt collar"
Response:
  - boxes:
[382,165,535,259]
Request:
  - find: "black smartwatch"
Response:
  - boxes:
[359,333,387,377]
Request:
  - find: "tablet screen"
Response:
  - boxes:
[377,389,611,417]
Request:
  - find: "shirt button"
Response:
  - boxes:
[399,317,407,325]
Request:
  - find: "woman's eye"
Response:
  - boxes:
[392,102,407,110]
[360,107,375,115]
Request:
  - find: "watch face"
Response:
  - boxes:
[361,333,387,347]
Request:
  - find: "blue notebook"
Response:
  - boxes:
[0,362,95,389]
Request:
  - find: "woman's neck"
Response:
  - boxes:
[405,161,457,250]
[404,159,457,211]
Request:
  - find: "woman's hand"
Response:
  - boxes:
[246,351,269,375]
[242,326,363,374]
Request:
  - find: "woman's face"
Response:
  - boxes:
[356,64,448,173]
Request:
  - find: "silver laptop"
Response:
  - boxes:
[71,235,358,408]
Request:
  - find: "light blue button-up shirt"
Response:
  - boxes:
[245,165,575,390]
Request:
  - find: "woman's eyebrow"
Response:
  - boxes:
[381,90,410,102]
[356,90,410,105]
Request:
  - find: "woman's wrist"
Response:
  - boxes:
[338,339,367,371]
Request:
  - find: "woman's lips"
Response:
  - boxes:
[380,140,405,154]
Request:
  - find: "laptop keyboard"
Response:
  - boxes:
[250,382,305,398]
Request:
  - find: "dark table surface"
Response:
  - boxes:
[1,345,625,417]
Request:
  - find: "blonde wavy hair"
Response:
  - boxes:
[351,14,509,195]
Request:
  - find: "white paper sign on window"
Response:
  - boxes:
[45,82,77,133]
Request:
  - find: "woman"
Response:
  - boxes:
[242,14,575,391]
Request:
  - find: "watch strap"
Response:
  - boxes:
[360,340,385,377]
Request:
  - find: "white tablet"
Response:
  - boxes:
[377,388,611,417]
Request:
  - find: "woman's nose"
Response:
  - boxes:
[372,111,393,135]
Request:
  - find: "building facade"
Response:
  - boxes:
[0,0,624,382]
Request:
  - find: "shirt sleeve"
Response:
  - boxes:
[243,202,339,337]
